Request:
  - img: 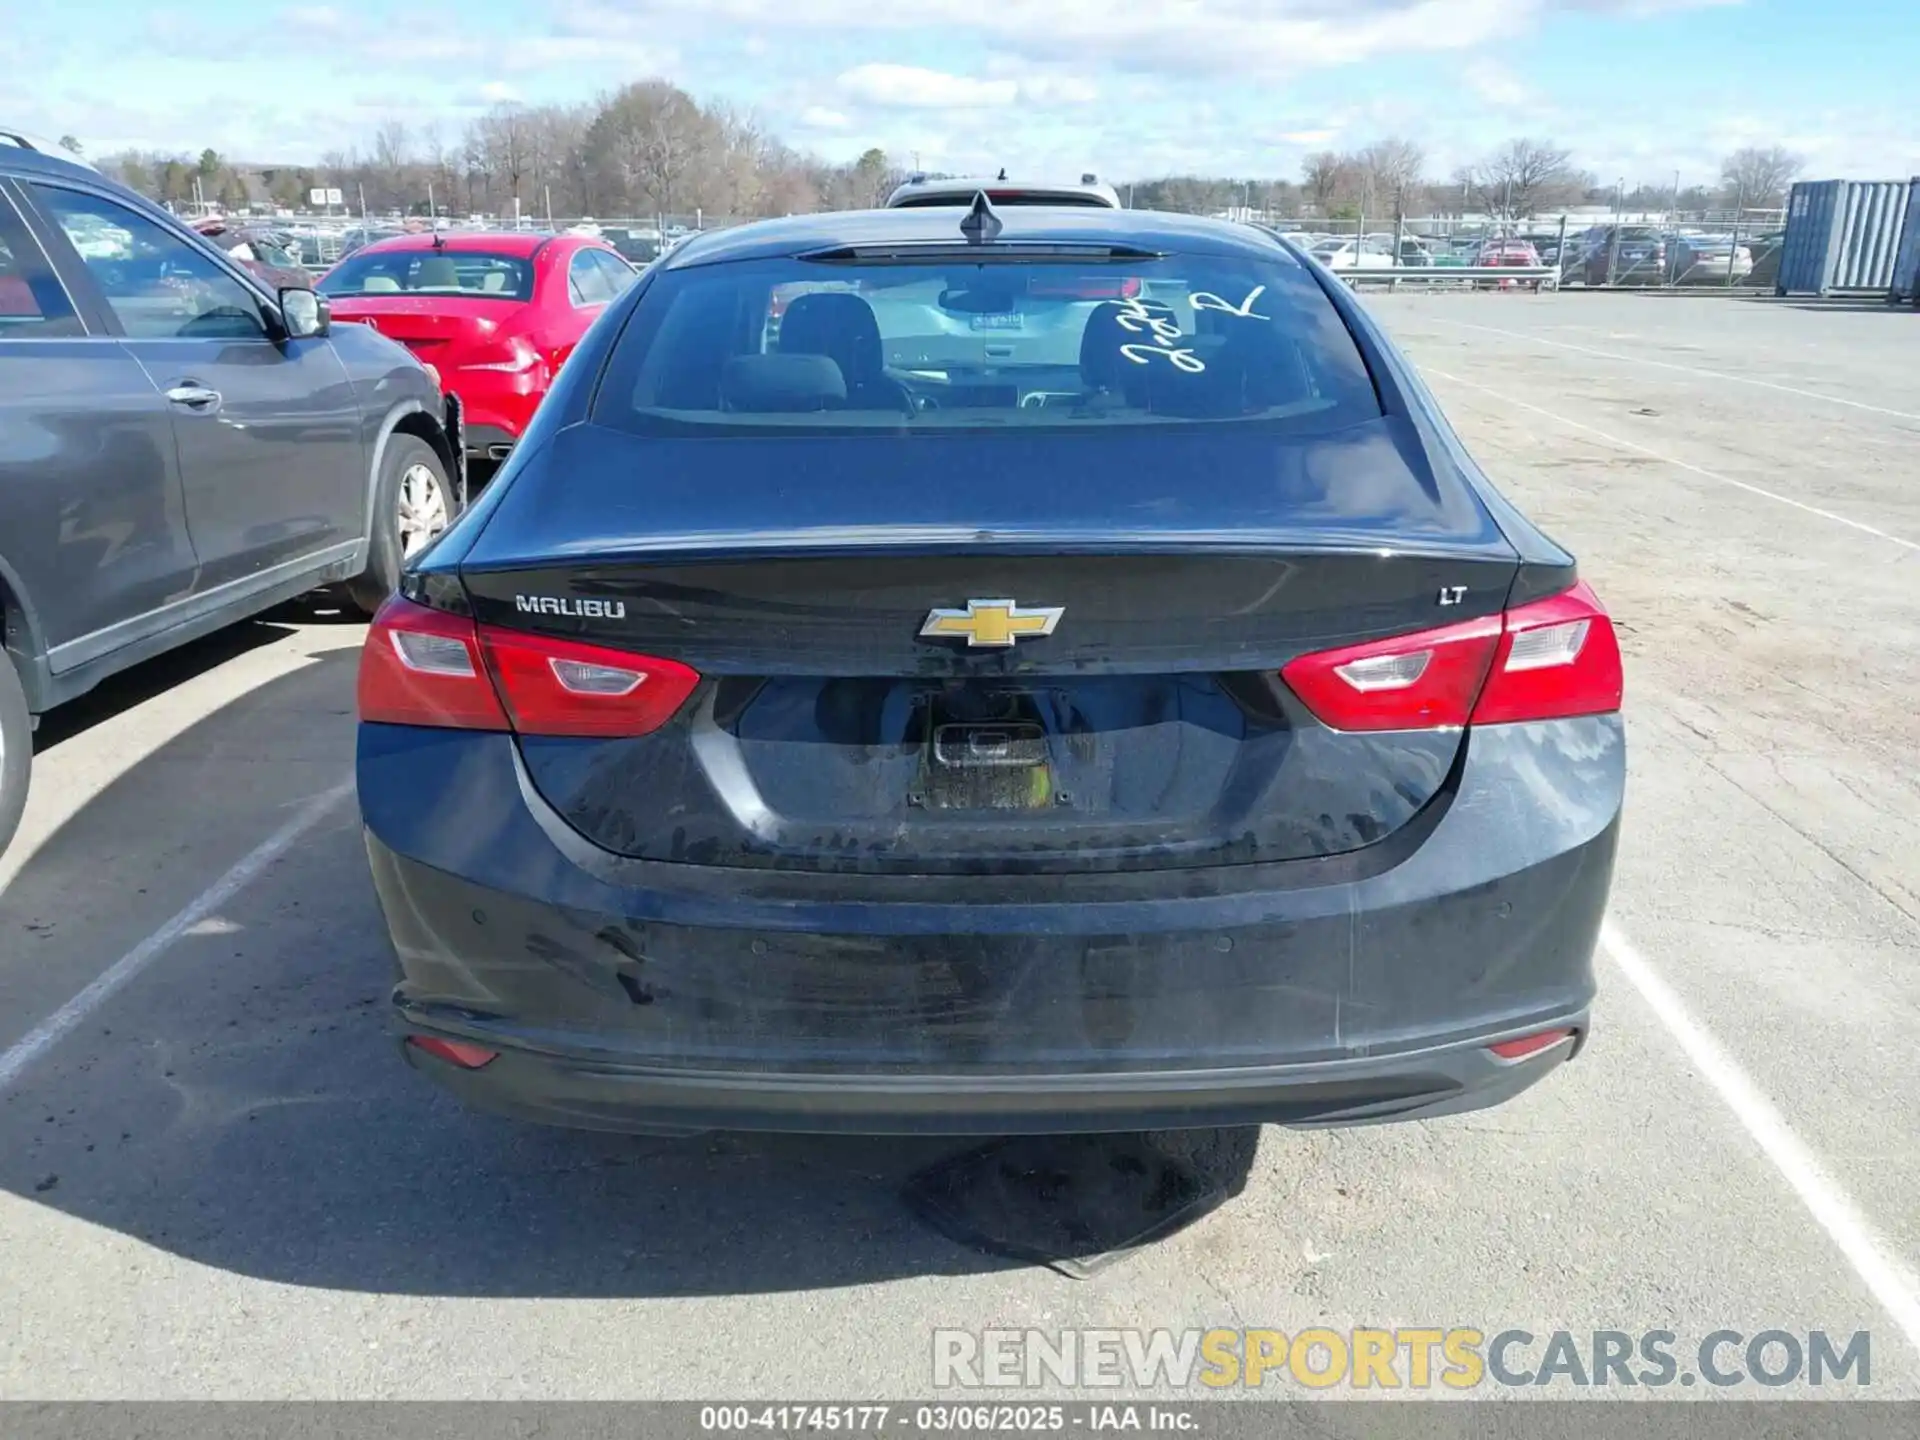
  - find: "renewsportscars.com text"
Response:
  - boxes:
[932,1328,1871,1391]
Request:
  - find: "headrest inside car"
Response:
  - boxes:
[719,353,849,413]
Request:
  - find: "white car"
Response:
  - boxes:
[886,173,1121,209]
[1308,236,1398,271]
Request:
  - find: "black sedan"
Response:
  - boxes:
[356,201,1625,1136]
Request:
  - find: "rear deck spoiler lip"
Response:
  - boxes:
[454,526,1522,569]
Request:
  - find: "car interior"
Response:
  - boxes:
[630,265,1343,427]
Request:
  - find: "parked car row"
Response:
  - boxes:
[1298,230,1555,286]
[1287,223,1773,288]
[1562,225,1763,286]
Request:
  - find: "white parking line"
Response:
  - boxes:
[1425,366,1920,555]
[1423,318,1920,425]
[1601,921,1920,1359]
[0,779,354,1093]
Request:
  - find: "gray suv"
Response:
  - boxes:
[0,140,464,853]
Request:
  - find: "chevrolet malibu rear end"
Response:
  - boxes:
[356,206,1624,1136]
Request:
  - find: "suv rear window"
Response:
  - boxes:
[592,249,1379,435]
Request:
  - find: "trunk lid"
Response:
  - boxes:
[459,421,1518,875]
[327,296,515,359]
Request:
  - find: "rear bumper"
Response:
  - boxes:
[462,422,518,460]
[444,373,540,450]
[399,1024,1586,1136]
[360,716,1623,1135]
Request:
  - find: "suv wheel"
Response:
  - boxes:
[0,647,30,858]
[346,436,456,617]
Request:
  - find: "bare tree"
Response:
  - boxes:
[417,122,459,216]
[469,103,533,214]
[585,80,716,226]
[757,141,821,215]
[1353,137,1425,216]
[1466,139,1581,218]
[697,106,771,219]
[1301,151,1352,215]
[1719,145,1802,209]
[521,104,594,219]
[369,119,412,209]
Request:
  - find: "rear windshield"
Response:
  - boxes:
[318,249,533,300]
[592,249,1379,435]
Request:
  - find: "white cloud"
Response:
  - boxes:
[640,0,1542,78]
[1017,75,1100,105]
[281,4,347,31]
[837,65,1019,109]
[1464,58,1533,107]
[34,0,1920,184]
[833,61,1100,115]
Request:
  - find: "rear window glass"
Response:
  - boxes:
[592,249,1379,435]
[318,249,533,300]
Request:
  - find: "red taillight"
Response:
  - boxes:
[1472,581,1623,725]
[407,1035,499,1069]
[1279,582,1621,732]
[455,337,544,377]
[1279,614,1500,732]
[478,627,699,738]
[358,597,509,730]
[358,596,700,738]
[1487,1028,1574,1061]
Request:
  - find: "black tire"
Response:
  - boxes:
[345,435,456,617]
[0,647,31,859]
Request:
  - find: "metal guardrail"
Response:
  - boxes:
[1329,266,1561,289]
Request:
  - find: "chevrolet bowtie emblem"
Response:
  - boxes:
[919,598,1064,648]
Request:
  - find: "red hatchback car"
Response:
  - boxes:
[319,231,637,463]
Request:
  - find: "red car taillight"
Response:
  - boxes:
[358,596,700,738]
[1279,582,1622,732]
[455,337,545,376]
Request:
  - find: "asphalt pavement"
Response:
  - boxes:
[1,293,1916,1399]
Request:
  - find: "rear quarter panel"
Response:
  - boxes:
[326,320,447,527]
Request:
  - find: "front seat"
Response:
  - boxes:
[414,255,460,290]
[778,293,914,412]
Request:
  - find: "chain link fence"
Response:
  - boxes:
[258,204,1788,292]
[1255,210,1787,289]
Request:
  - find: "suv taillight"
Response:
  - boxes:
[358,596,700,737]
[1280,583,1622,732]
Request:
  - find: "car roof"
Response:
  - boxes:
[0,140,106,183]
[349,230,576,257]
[664,206,1290,270]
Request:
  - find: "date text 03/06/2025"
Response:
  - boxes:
[699,1405,1197,1433]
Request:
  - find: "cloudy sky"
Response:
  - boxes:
[11,0,1919,184]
